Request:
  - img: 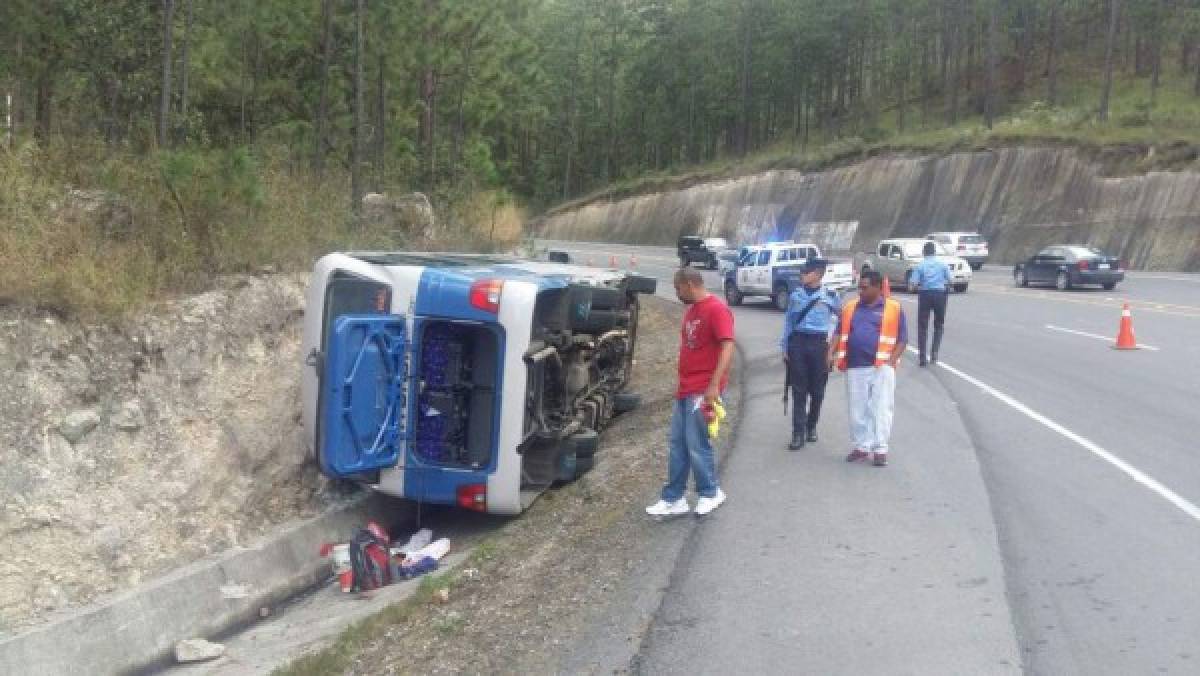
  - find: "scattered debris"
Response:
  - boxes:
[393,528,433,556]
[435,588,451,604]
[319,524,452,594]
[174,638,226,663]
[220,583,250,600]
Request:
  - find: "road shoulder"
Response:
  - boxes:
[635,342,1023,674]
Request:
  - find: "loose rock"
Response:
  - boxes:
[59,410,100,444]
[174,638,226,663]
[111,400,144,431]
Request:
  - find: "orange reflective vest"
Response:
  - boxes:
[835,297,902,371]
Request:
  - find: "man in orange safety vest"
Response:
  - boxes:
[827,270,908,467]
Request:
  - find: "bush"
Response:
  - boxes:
[0,135,528,318]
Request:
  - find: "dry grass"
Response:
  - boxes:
[0,139,521,320]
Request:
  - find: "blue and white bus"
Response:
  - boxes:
[301,252,656,515]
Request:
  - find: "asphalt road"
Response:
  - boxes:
[539,240,1200,675]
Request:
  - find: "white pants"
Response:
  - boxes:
[845,365,896,454]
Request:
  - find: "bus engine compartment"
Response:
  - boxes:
[517,278,655,490]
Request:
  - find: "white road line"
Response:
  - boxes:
[1044,324,1160,351]
[909,347,1200,524]
[1131,274,1200,284]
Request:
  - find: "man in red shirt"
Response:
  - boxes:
[646,268,735,517]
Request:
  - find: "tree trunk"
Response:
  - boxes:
[1047,0,1060,105]
[249,23,263,141]
[897,12,908,132]
[6,35,19,149]
[158,0,174,148]
[945,0,959,124]
[1122,8,1132,73]
[603,13,620,181]
[563,30,582,200]
[985,0,998,129]
[376,51,387,191]
[453,17,488,178]
[1194,33,1200,96]
[1151,37,1162,106]
[4,91,11,150]
[966,3,977,95]
[420,0,439,186]
[921,34,931,127]
[1150,1,1164,106]
[352,0,365,213]
[34,71,53,143]
[314,0,333,175]
[1099,0,1120,121]
[178,0,192,141]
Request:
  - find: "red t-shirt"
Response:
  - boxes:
[677,294,735,399]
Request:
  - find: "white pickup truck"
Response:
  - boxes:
[855,238,972,292]
[723,241,855,310]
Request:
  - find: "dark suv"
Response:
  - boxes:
[678,235,727,269]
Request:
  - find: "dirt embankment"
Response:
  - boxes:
[0,275,348,635]
[282,296,731,675]
[536,146,1200,271]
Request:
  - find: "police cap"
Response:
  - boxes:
[803,257,829,272]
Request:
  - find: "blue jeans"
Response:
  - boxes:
[661,396,719,501]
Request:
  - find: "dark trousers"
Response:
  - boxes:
[787,333,829,437]
[917,290,949,360]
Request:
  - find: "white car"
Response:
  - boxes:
[927,232,989,270]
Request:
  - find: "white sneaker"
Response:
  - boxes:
[646,497,690,517]
[693,488,727,516]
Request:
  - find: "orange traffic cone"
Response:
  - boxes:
[1113,303,1138,350]
[881,276,892,298]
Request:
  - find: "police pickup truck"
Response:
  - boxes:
[723,241,855,310]
[855,238,972,292]
[301,252,656,515]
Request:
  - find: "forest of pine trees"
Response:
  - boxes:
[3,1,1200,315]
[4,1,1200,207]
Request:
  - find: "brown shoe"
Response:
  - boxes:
[872,453,888,467]
[845,449,869,463]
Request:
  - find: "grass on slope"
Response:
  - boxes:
[0,139,524,319]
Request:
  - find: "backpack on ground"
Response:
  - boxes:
[347,528,392,591]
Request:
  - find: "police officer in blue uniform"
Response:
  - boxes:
[781,258,841,450]
[914,240,952,366]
